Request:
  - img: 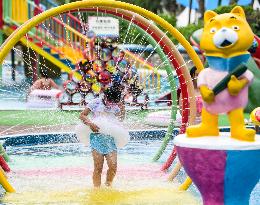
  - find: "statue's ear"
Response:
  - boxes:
[231,6,246,19]
[204,10,217,24]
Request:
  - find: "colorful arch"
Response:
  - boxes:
[0,0,204,191]
[0,1,201,157]
[0,1,201,128]
[79,8,198,167]
[75,8,192,160]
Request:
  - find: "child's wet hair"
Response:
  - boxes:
[79,60,92,70]
[190,66,197,79]
[104,85,122,103]
[40,69,48,78]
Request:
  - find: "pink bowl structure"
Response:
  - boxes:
[174,133,260,205]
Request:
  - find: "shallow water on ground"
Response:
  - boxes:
[1,140,259,205]
[2,141,200,204]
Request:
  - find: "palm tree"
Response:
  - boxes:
[229,0,239,5]
[161,0,177,16]
[188,0,192,24]
[197,0,205,20]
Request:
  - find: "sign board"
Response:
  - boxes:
[88,16,119,37]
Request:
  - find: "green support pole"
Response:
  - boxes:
[105,14,178,161]
[0,30,3,80]
[0,144,10,162]
[3,0,11,23]
[128,24,178,161]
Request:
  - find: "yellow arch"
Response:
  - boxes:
[0,0,203,72]
[0,0,204,192]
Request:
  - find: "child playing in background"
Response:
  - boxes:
[178,66,202,123]
[28,70,59,92]
[79,85,127,188]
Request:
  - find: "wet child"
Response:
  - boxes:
[79,86,126,188]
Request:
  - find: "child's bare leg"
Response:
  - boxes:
[92,150,104,188]
[105,151,117,186]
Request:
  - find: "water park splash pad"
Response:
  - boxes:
[0,0,200,192]
[0,0,260,205]
[0,132,200,204]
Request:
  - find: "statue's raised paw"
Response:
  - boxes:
[227,75,248,96]
[200,85,215,104]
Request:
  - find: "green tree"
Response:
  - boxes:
[123,0,162,13]
[158,13,177,27]
[55,0,163,13]
[214,5,260,36]
[118,13,176,45]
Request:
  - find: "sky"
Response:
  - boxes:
[177,0,252,10]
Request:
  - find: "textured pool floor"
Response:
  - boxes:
[1,141,200,204]
[1,141,259,204]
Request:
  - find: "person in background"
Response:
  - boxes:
[115,51,126,66]
[29,70,59,92]
[178,66,202,123]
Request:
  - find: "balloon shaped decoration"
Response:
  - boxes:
[92,82,102,94]
[117,59,128,73]
[98,71,111,84]
[71,92,82,103]
[250,107,260,126]
[93,60,103,73]
[63,80,77,94]
[106,60,117,74]
[59,92,70,103]
[100,48,112,61]
[111,73,121,83]
[72,70,83,83]
[85,93,95,102]
[112,47,119,57]
[85,74,96,83]
[78,81,91,93]
[86,69,96,78]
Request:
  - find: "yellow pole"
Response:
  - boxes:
[147,70,150,90]
[152,71,155,89]
[139,70,142,86]
[157,72,161,93]
[0,169,15,193]
[178,176,192,191]
[0,0,203,72]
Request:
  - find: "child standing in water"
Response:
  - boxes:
[79,86,125,188]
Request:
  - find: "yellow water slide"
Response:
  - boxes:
[2,0,86,74]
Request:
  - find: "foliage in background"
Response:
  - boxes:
[0,110,245,126]
[174,22,203,43]
[170,4,260,44]
[213,4,260,37]
[119,0,163,13]
[158,13,177,27]
[55,0,163,13]
[53,1,259,43]
[118,13,177,45]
